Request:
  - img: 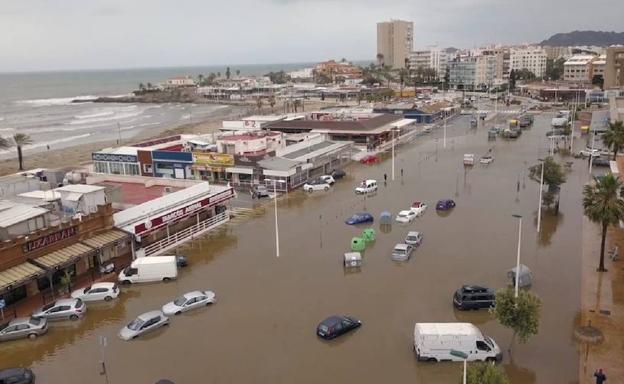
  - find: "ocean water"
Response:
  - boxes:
[0,63,315,159]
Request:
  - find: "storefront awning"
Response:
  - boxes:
[81,229,130,249]
[0,262,44,291]
[225,167,254,175]
[34,243,95,270]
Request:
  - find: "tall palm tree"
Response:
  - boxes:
[602,120,624,160]
[583,173,624,271]
[13,133,33,171]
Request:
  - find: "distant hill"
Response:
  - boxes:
[541,30,624,46]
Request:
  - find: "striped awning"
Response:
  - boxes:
[81,229,130,249]
[34,243,94,269]
[0,262,44,291]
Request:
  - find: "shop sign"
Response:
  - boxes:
[23,226,78,253]
[92,153,138,163]
[194,153,235,167]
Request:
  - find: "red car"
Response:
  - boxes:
[360,155,379,165]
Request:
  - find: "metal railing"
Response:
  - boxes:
[143,211,230,257]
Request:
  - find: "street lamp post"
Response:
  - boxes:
[443,110,447,149]
[512,214,522,298]
[537,160,545,233]
[450,349,469,384]
[589,129,596,174]
[266,178,286,257]
[392,128,396,181]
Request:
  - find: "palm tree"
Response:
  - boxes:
[138,83,145,92]
[583,173,624,271]
[398,68,409,98]
[602,120,624,160]
[268,95,276,112]
[13,133,33,171]
[197,74,204,85]
[235,69,240,77]
[146,82,153,90]
[256,97,263,112]
[376,53,384,67]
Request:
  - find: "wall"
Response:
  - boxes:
[137,150,153,176]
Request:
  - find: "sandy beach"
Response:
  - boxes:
[0,99,346,176]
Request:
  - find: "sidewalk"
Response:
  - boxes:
[579,217,624,384]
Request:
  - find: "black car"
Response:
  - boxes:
[331,169,346,179]
[436,199,456,211]
[592,158,611,167]
[176,255,188,268]
[316,315,361,340]
[453,285,496,310]
[0,368,35,384]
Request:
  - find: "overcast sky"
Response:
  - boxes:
[1,0,622,72]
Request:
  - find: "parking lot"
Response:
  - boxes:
[2,114,589,384]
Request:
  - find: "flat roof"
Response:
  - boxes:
[55,184,105,194]
[99,181,184,205]
[281,141,349,161]
[0,202,48,228]
[266,114,402,133]
[414,323,479,336]
[257,157,302,171]
[17,190,61,201]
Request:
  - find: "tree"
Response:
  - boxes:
[545,58,565,81]
[138,83,145,91]
[13,133,33,171]
[515,68,536,81]
[217,71,221,78]
[146,82,153,90]
[583,173,624,271]
[509,69,517,91]
[226,67,231,80]
[528,157,566,208]
[490,288,541,352]
[268,95,276,112]
[602,120,624,160]
[464,362,511,384]
[256,97,263,112]
[398,68,409,97]
[376,53,384,66]
[443,66,450,90]
[235,69,240,77]
[0,136,10,152]
[197,74,204,85]
[265,71,290,84]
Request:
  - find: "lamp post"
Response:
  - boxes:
[392,128,396,181]
[589,129,596,174]
[450,349,469,384]
[265,178,286,257]
[443,110,447,149]
[512,214,522,298]
[537,159,545,233]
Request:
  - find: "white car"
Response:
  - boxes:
[410,202,427,217]
[463,154,475,166]
[319,175,336,185]
[480,155,494,164]
[395,210,417,223]
[71,282,120,302]
[161,290,216,316]
[355,179,378,194]
[405,231,423,246]
[304,179,330,192]
[579,148,601,158]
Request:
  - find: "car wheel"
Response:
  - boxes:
[28,333,38,340]
[427,358,438,362]
[104,296,112,302]
[70,314,79,321]
[324,186,329,191]
[121,280,131,285]
[175,311,181,315]
[307,188,313,192]
[486,357,497,363]
[163,277,171,282]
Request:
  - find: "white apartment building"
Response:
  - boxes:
[288,68,313,80]
[408,47,447,79]
[377,20,413,69]
[510,47,547,78]
[563,55,596,83]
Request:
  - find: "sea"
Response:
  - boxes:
[0,63,315,159]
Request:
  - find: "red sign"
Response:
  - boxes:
[23,226,78,253]
[134,188,234,235]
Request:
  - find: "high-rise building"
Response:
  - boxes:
[448,54,497,90]
[408,46,447,80]
[377,20,413,69]
[509,47,547,78]
[604,46,624,89]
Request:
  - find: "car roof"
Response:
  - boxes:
[91,282,115,289]
[183,291,204,299]
[7,317,34,326]
[137,310,164,320]
[407,231,421,236]
[54,298,80,306]
[398,210,412,215]
[394,243,410,250]
[461,285,491,293]
[0,368,27,379]
[319,315,347,327]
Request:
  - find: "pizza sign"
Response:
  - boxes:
[23,226,77,253]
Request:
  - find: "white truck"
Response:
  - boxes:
[413,323,502,362]
[118,256,178,284]
[354,179,378,194]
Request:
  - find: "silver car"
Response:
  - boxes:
[0,317,48,342]
[162,290,216,316]
[391,243,414,261]
[405,231,423,246]
[119,310,169,341]
[32,298,86,321]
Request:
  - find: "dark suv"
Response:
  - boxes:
[0,368,35,384]
[453,285,496,310]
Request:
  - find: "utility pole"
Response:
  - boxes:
[512,214,522,298]
[537,161,545,233]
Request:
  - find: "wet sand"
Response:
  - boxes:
[0,113,591,383]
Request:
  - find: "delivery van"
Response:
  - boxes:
[413,323,502,362]
[118,256,178,284]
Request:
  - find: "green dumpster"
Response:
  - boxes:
[362,228,376,242]
[351,237,366,252]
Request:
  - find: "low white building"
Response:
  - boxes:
[288,68,313,80]
[55,184,106,216]
[0,201,49,240]
[166,76,196,87]
[217,131,285,156]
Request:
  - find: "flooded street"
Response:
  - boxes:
[3,113,592,384]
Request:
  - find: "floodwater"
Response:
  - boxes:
[2,111,594,384]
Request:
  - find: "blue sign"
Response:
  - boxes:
[0,299,5,309]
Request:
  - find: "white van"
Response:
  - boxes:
[354,179,378,194]
[118,256,178,284]
[413,323,502,362]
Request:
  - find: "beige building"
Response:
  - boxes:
[563,55,595,83]
[604,46,624,89]
[377,20,413,69]
[510,46,547,78]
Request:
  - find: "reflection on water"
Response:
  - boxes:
[537,212,564,247]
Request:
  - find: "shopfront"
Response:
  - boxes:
[192,152,235,182]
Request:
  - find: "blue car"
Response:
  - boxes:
[345,213,374,225]
[436,199,456,211]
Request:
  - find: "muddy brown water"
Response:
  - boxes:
[2,113,596,383]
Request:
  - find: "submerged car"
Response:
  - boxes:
[579,148,601,158]
[119,310,169,341]
[251,185,270,198]
[161,290,216,316]
[436,199,456,211]
[0,368,35,384]
[592,158,610,167]
[0,317,48,342]
[453,285,496,311]
[71,282,119,302]
[404,231,423,246]
[330,169,346,179]
[395,210,417,223]
[316,315,362,340]
[319,175,336,185]
[32,298,86,321]
[354,179,378,194]
[391,243,414,261]
[480,155,494,164]
[410,202,427,216]
[345,212,374,225]
[360,155,379,165]
[304,179,330,192]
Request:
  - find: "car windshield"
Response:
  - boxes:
[127,318,145,331]
[399,212,408,217]
[485,336,495,348]
[29,317,42,326]
[83,286,92,294]
[318,325,329,333]
[407,235,418,240]
[394,248,405,254]
[41,302,55,312]
[173,296,187,306]
[0,323,8,331]
[351,215,362,221]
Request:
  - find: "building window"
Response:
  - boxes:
[124,163,139,176]
[94,161,108,174]
[143,164,153,173]
[109,162,122,175]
